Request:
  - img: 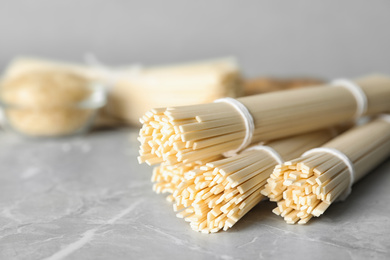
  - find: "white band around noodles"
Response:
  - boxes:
[245,145,284,165]
[331,79,368,118]
[302,147,355,201]
[214,98,255,157]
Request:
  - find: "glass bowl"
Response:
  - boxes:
[0,82,107,138]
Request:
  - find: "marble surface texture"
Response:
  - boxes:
[0,128,389,260]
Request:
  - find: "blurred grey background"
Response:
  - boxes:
[1,0,389,79]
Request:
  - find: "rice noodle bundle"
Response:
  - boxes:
[171,129,338,233]
[138,75,390,166]
[262,117,390,224]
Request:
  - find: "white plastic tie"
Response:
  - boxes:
[331,79,368,118]
[84,53,143,88]
[214,98,255,157]
[303,147,354,201]
[245,145,284,165]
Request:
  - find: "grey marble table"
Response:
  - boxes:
[0,128,389,260]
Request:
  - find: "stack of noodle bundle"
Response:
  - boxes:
[3,57,242,126]
[109,58,242,125]
[138,75,390,166]
[171,129,339,233]
[262,117,390,224]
